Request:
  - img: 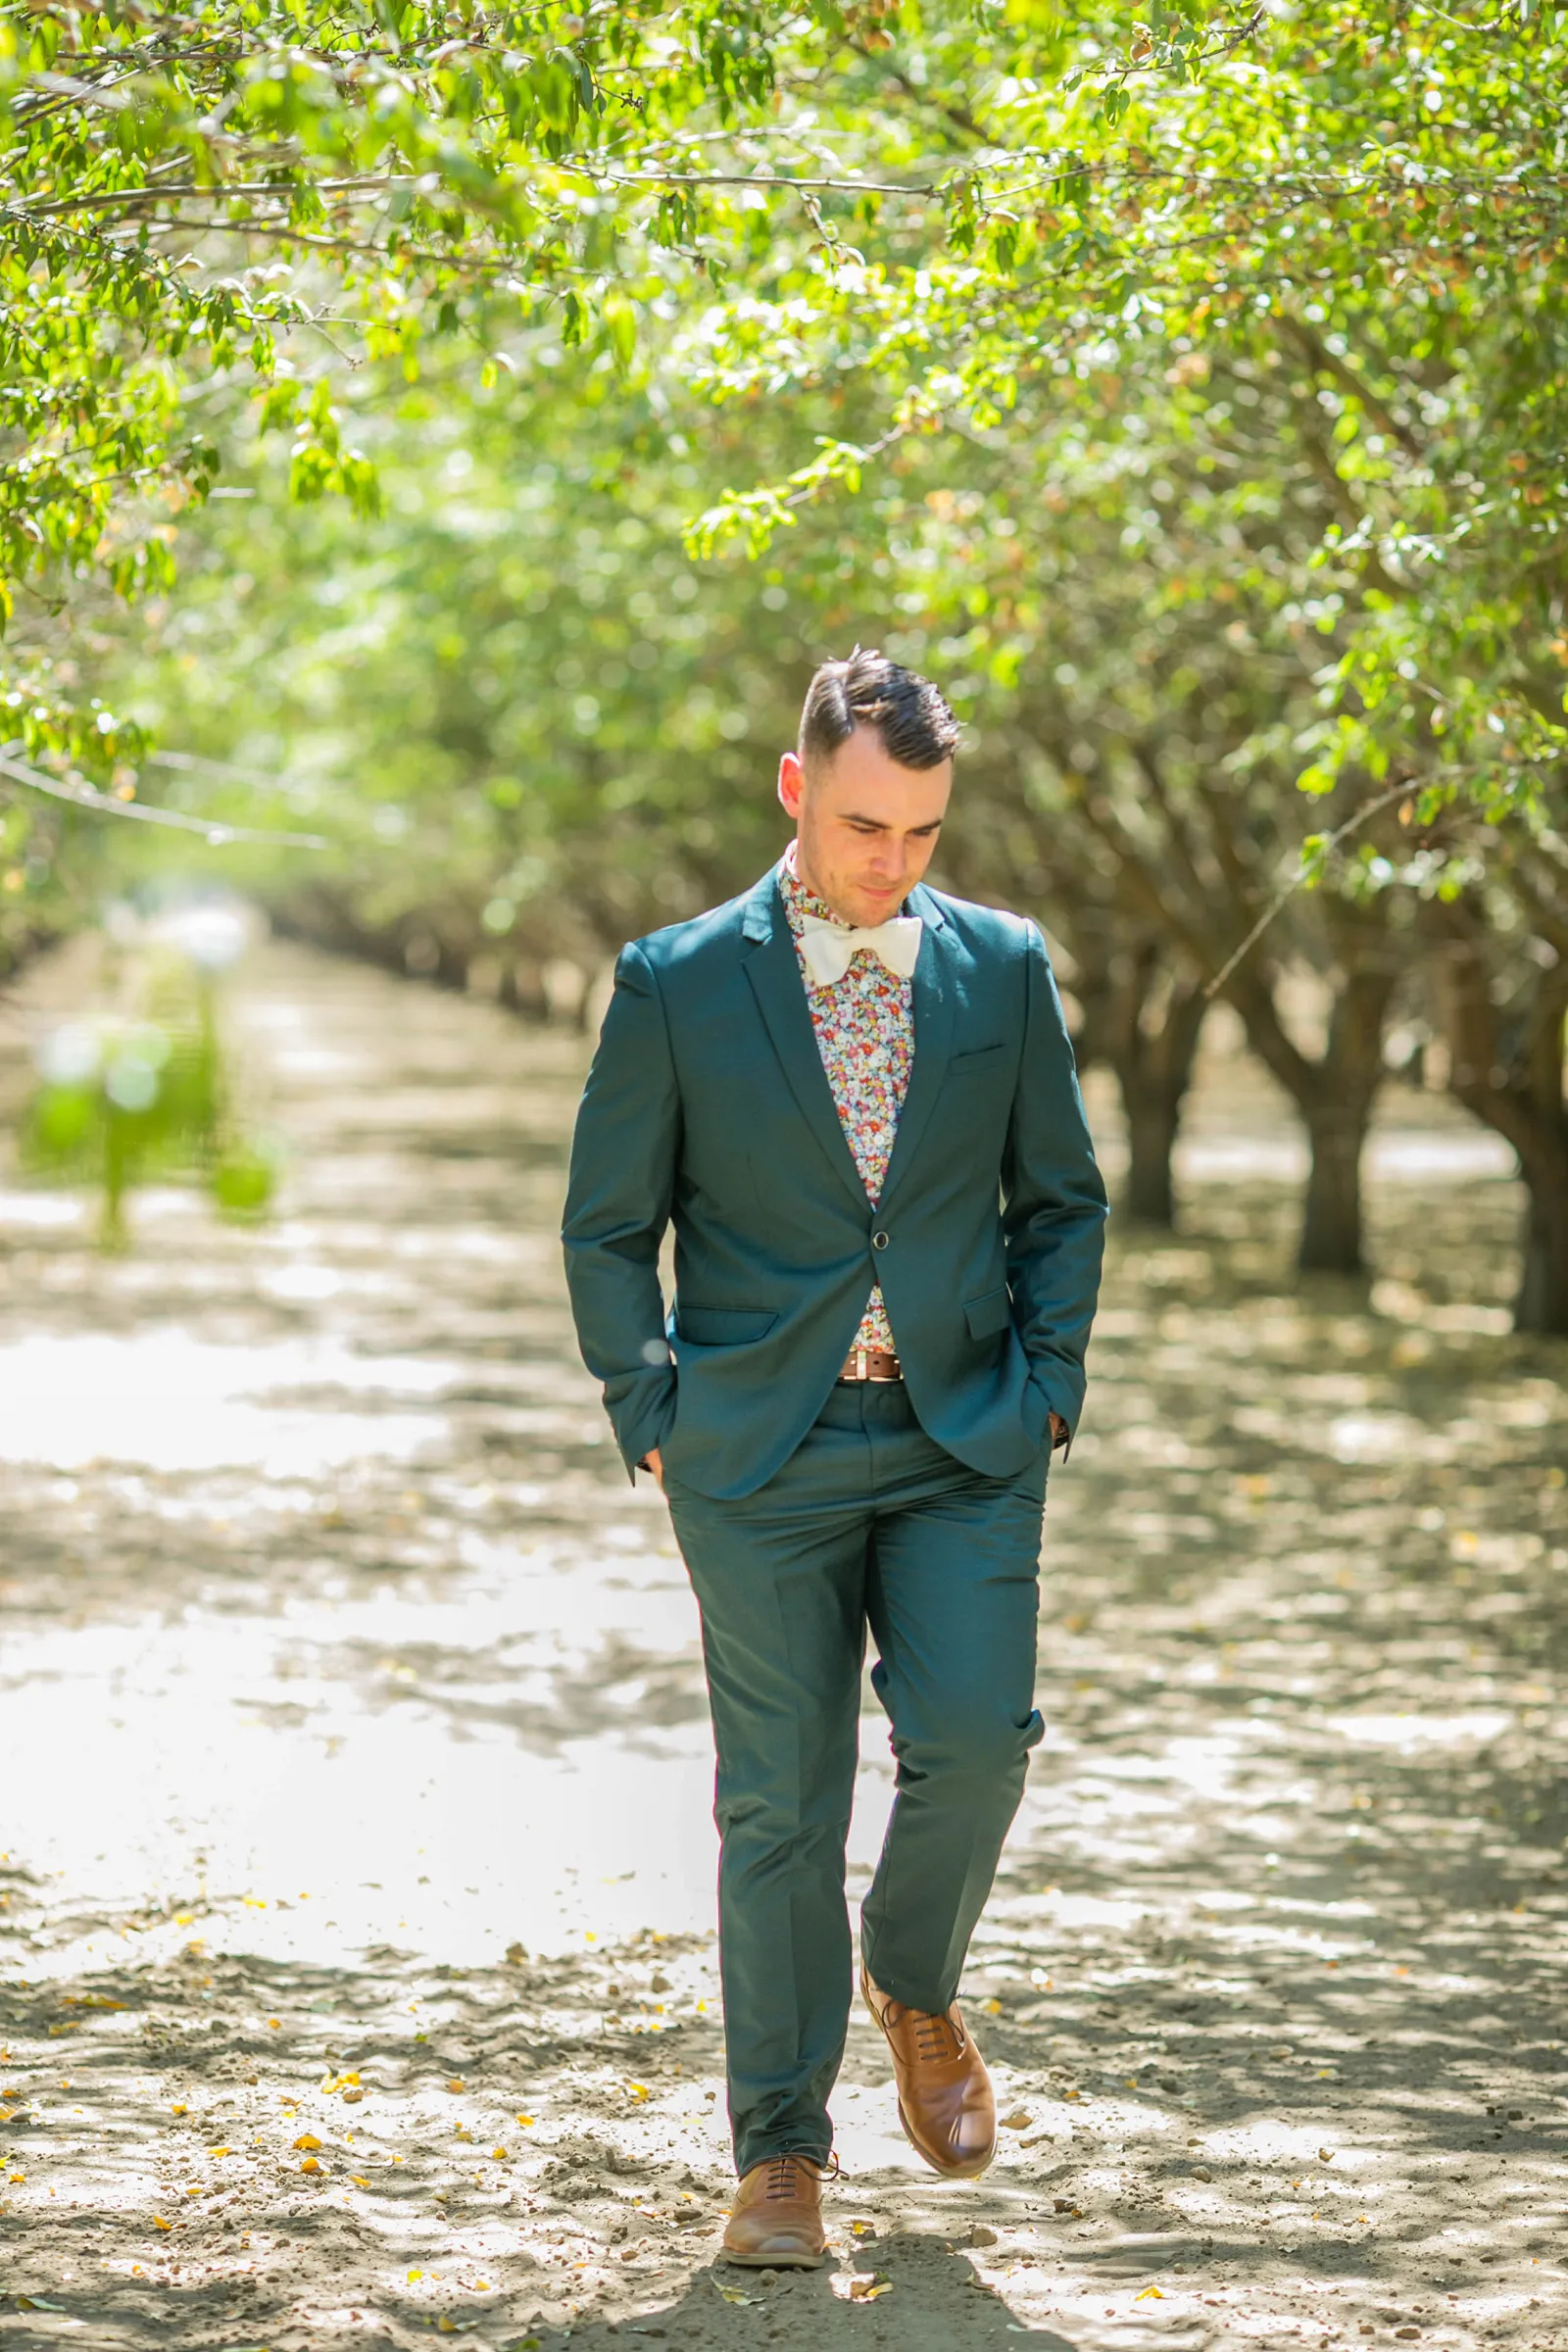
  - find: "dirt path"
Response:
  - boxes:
[1,937,1566,2352]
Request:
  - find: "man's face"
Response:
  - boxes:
[778,727,953,927]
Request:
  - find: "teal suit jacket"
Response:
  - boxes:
[562,864,1107,1500]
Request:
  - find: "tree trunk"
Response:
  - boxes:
[1435,908,1568,1336]
[1515,1139,1568,1334]
[1298,1103,1369,1273]
[1229,960,1396,1278]
[1123,1095,1181,1225]
[1113,972,1207,1229]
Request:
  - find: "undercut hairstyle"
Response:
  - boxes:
[798,647,959,776]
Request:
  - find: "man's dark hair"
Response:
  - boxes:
[798,647,959,775]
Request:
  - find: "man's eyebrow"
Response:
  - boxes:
[841,811,945,832]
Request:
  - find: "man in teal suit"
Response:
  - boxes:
[564,651,1105,2264]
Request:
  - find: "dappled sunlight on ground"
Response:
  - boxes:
[0,940,1565,2351]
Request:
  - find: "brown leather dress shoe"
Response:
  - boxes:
[721,2152,829,2267]
[861,1966,996,2179]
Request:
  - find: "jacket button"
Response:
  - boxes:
[871,1230,890,1250]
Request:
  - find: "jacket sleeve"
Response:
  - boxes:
[562,940,681,1479]
[1002,918,1108,1446]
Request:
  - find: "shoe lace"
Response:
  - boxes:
[912,2010,965,2064]
[764,2150,840,2199]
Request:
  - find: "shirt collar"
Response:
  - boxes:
[778,840,847,938]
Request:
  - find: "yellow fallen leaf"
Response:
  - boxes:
[437,2320,457,2334]
[445,2078,465,2093]
[516,2114,534,2128]
[850,2275,893,2301]
[208,2145,231,2158]
[715,2283,760,2305]
[1136,2285,1164,2300]
[153,2216,172,2231]
[473,2278,491,2291]
[351,2175,369,2188]
[627,2082,650,2101]
[293,2133,322,2151]
[170,2104,187,2117]
[8,2171,24,2183]
[242,1896,267,1910]
[300,2156,321,2174]
[980,1998,1003,2015]
[408,2267,423,2282]
[267,2018,280,2030]
[492,2146,509,2160]
[173,1912,194,1926]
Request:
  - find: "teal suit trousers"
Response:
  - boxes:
[664,1379,1048,2176]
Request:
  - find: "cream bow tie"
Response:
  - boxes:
[797,910,923,990]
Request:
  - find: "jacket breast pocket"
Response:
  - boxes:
[963,1287,1012,1341]
[675,1304,779,1346]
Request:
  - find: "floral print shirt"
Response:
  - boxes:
[779,843,913,1358]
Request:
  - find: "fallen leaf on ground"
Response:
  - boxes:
[300,2156,321,2174]
[850,2275,893,2300]
[715,2283,760,2305]
[351,2174,369,2187]
[1319,2148,1335,2162]
[1136,2285,1164,2300]
[292,2133,322,2151]
[1001,2108,1032,2129]
[153,2216,172,2231]
[516,2114,534,2127]
[445,2078,465,2092]
[627,2082,650,2100]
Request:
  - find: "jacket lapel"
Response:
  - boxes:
[741,868,868,1208]
[876,885,956,1214]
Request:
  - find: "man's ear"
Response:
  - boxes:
[778,750,806,820]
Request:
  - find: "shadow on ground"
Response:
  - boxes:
[2,940,1567,2350]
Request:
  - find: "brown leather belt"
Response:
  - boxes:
[838,1347,903,1383]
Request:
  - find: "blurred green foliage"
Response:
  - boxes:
[1,0,1564,1314]
[24,931,277,1249]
